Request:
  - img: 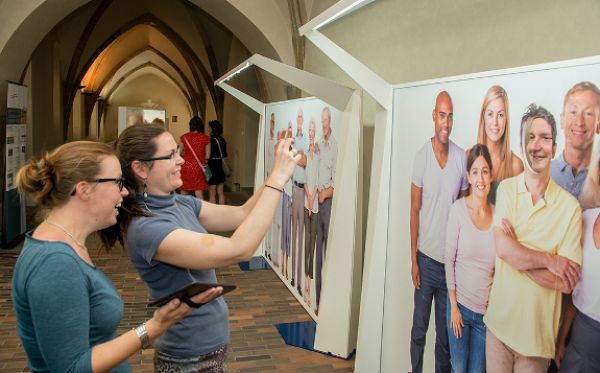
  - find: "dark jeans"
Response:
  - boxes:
[410,251,451,373]
[560,309,600,373]
[446,298,485,373]
[315,198,332,308]
[304,209,317,277]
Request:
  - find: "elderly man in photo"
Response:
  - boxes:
[314,105,337,315]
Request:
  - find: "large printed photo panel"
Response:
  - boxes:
[263,97,342,320]
[384,56,600,372]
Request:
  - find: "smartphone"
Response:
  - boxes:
[148,282,236,308]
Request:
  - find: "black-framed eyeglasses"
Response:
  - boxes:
[70,177,126,196]
[94,177,126,191]
[138,145,181,162]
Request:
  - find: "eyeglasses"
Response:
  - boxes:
[94,177,126,191]
[138,146,182,162]
[70,177,126,196]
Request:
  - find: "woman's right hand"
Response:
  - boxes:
[450,304,463,338]
[268,137,301,189]
[147,287,223,338]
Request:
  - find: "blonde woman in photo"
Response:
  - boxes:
[475,85,524,202]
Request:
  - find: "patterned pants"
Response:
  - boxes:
[154,345,227,373]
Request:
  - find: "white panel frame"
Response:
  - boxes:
[299,1,393,370]
[215,54,363,358]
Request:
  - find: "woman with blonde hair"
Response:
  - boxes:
[12,141,220,372]
[475,85,524,202]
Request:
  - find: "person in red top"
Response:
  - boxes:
[180,116,211,199]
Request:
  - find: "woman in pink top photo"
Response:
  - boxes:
[444,143,496,373]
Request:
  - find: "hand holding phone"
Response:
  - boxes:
[149,282,236,308]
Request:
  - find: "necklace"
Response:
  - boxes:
[45,219,87,250]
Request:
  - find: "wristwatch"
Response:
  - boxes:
[134,322,152,349]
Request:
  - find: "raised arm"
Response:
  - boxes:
[154,138,300,270]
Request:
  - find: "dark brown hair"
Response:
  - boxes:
[465,144,493,197]
[189,116,204,132]
[98,123,166,249]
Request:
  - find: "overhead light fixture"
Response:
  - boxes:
[299,0,375,36]
[216,61,251,85]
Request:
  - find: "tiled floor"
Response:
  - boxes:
[0,242,355,372]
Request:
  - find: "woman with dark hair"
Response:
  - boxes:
[110,123,298,372]
[180,116,211,200]
[13,141,220,373]
[444,143,496,372]
[208,120,228,204]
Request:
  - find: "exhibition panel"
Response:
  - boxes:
[359,55,600,372]
[216,54,363,358]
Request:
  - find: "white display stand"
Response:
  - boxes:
[299,2,394,370]
[215,53,363,358]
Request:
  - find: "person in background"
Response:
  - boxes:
[553,143,600,372]
[475,85,524,203]
[551,81,600,198]
[410,91,468,373]
[111,123,299,372]
[207,120,228,205]
[180,116,210,200]
[13,141,220,373]
[444,144,496,373]
[151,118,165,126]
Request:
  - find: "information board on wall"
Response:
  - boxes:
[3,82,28,245]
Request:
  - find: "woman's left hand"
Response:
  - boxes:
[450,305,464,339]
[148,287,223,337]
